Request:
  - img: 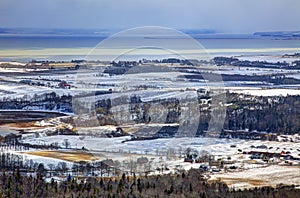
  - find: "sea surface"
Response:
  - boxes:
[0,35,300,61]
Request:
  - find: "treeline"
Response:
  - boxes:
[224,93,300,134]
[0,92,72,112]
[182,72,300,85]
[77,93,300,136]
[0,169,299,197]
[213,56,300,69]
[0,149,117,178]
[118,93,300,135]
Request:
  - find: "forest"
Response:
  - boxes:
[224,93,300,134]
[0,168,299,198]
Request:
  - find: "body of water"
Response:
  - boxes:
[0,35,299,61]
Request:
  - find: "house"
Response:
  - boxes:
[58,81,71,89]
[248,151,281,159]
[256,145,268,149]
[19,79,32,85]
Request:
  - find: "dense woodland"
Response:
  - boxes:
[118,93,300,135]
[224,93,300,134]
[0,168,299,198]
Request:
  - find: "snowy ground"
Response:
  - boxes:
[209,165,300,189]
[9,134,300,189]
[1,58,300,188]
[230,88,300,96]
[19,135,300,165]
[0,60,300,102]
[215,65,300,76]
[234,54,300,64]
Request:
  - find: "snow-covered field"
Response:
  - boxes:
[210,165,300,189]
[1,60,300,101]
[215,65,299,76]
[20,135,300,157]
[0,81,73,98]
[13,135,300,189]
[230,88,300,96]
[13,134,300,189]
[286,73,300,80]
[235,54,299,64]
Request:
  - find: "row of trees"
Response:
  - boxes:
[0,92,72,112]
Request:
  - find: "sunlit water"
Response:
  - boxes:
[0,35,300,61]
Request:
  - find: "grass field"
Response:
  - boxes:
[19,150,101,162]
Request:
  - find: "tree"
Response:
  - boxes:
[48,164,55,177]
[56,162,68,173]
[185,147,192,158]
[189,183,193,193]
[37,163,46,176]
[62,139,71,149]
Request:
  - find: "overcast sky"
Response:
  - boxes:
[0,0,299,33]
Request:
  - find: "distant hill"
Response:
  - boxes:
[0,28,114,36]
[0,27,220,38]
[254,31,300,38]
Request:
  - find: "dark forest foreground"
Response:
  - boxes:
[0,169,299,198]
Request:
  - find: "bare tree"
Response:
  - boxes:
[48,163,55,176]
[62,139,71,149]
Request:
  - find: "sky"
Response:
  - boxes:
[0,0,300,33]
